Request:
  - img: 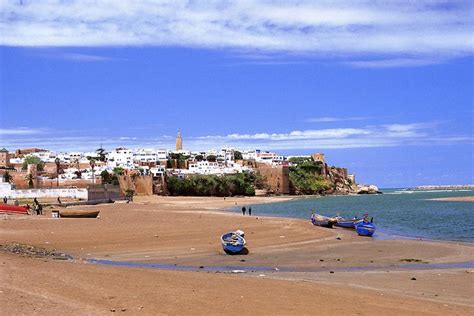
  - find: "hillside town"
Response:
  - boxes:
[0,132,379,200]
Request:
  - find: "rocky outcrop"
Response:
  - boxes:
[320,165,358,195]
[356,184,382,194]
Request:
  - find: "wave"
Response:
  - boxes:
[385,189,473,195]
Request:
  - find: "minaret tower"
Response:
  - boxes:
[175,130,183,151]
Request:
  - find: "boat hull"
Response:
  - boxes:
[0,204,28,215]
[59,210,100,218]
[311,215,336,228]
[221,232,246,254]
[355,222,376,236]
[334,220,355,229]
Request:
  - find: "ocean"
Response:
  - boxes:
[230,189,474,242]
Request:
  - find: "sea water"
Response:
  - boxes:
[230,189,474,242]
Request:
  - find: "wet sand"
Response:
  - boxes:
[1,196,473,315]
[429,196,474,202]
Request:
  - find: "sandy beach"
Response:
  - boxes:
[1,196,473,315]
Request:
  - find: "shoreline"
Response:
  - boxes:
[222,194,474,244]
[1,195,473,315]
[428,196,474,202]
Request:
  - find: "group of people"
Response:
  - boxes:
[241,206,252,216]
[3,196,20,206]
[3,195,65,215]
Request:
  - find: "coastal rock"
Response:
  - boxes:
[357,184,382,194]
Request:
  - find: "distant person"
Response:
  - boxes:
[57,197,62,205]
[33,198,42,215]
[248,207,252,216]
[14,199,19,206]
[241,206,246,216]
[3,196,7,204]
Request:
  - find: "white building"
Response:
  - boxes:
[107,147,134,168]
[30,151,56,163]
[156,149,169,160]
[150,166,166,177]
[133,149,158,164]
[187,161,251,175]
[242,150,257,160]
[255,151,277,163]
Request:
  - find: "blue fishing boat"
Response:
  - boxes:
[355,219,376,236]
[334,216,368,229]
[334,216,358,229]
[311,213,337,228]
[221,230,246,254]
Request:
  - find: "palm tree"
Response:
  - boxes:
[55,158,61,187]
[25,173,34,188]
[88,158,96,185]
[96,147,107,162]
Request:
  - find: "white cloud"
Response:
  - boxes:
[2,122,471,152]
[52,52,118,62]
[221,128,371,141]
[0,127,42,135]
[305,116,373,123]
[1,1,472,65]
[190,122,471,150]
[347,58,444,68]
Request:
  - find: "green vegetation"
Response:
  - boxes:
[234,150,243,160]
[112,167,124,176]
[253,172,268,190]
[289,157,329,194]
[169,153,189,168]
[206,155,217,162]
[87,157,96,169]
[22,156,44,171]
[167,173,256,197]
[194,154,204,161]
[96,147,107,162]
[101,170,119,185]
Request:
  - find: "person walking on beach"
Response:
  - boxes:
[33,198,42,215]
[248,207,252,216]
[3,196,7,204]
[241,206,246,216]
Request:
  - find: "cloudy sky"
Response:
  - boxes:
[1,0,473,187]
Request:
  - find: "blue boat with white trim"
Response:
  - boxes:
[334,216,360,229]
[221,230,246,254]
[355,218,376,236]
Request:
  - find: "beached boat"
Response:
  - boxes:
[334,216,358,229]
[221,230,246,254]
[355,220,376,236]
[333,216,367,229]
[59,210,100,218]
[0,204,28,215]
[311,214,337,228]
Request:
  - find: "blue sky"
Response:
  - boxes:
[0,1,473,187]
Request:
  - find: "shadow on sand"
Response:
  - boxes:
[224,247,249,255]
